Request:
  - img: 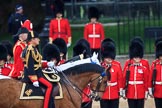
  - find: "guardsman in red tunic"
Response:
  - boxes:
[0,44,12,76]
[123,38,148,108]
[84,7,105,61]
[148,41,162,108]
[9,27,29,79]
[52,38,67,65]
[123,37,150,75]
[22,31,54,108]
[100,38,123,108]
[49,0,71,47]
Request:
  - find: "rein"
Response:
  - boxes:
[88,72,106,101]
[54,68,83,98]
[54,68,106,101]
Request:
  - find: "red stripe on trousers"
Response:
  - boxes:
[39,77,53,108]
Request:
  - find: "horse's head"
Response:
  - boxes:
[60,63,107,102]
[90,52,100,65]
[89,71,107,101]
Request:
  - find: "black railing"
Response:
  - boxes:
[64,0,162,55]
[40,0,162,55]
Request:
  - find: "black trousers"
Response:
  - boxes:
[81,101,92,108]
[128,99,144,108]
[91,48,101,61]
[100,99,119,108]
[155,98,162,108]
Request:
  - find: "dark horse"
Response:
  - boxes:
[0,63,107,108]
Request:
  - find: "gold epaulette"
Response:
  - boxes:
[24,44,42,70]
[24,45,34,68]
[27,44,34,51]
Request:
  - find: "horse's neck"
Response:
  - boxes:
[68,73,92,90]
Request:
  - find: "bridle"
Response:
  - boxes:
[88,71,106,100]
[56,68,106,101]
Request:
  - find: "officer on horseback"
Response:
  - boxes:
[22,31,55,108]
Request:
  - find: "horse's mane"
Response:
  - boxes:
[61,63,104,75]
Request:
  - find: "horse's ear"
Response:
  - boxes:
[92,52,97,57]
[96,53,98,58]
[92,52,95,57]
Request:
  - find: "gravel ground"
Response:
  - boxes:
[92,98,155,108]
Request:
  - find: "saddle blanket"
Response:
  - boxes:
[20,82,63,100]
[0,75,11,79]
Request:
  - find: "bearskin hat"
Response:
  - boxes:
[131,36,144,46]
[54,0,64,17]
[156,41,162,58]
[155,37,162,46]
[101,40,116,59]
[0,44,8,61]
[129,38,144,59]
[52,38,67,59]
[27,31,39,41]
[101,38,115,46]
[88,6,100,20]
[73,38,91,58]
[1,40,13,57]
[42,43,60,65]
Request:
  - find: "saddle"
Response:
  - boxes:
[20,69,63,100]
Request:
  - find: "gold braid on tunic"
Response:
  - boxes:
[24,44,42,70]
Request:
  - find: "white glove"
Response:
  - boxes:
[148,88,154,98]
[33,81,39,87]
[122,89,126,99]
[119,88,123,97]
[145,91,148,99]
[47,61,54,68]
[67,43,71,47]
